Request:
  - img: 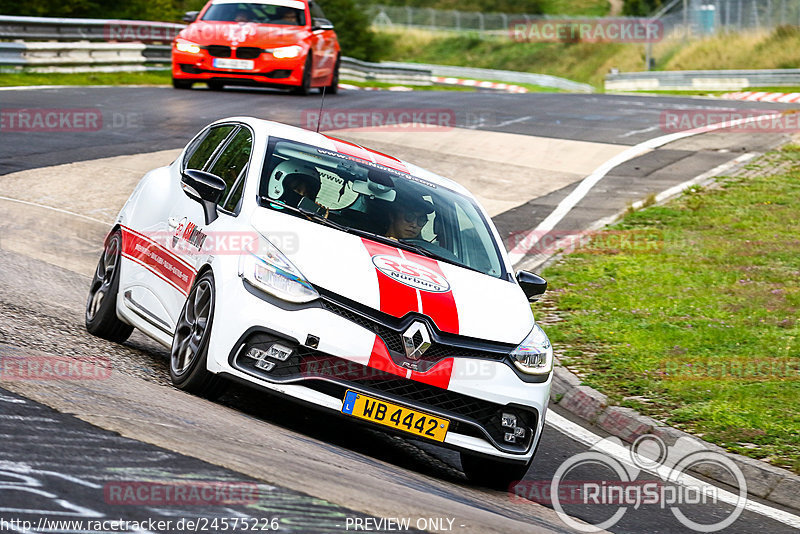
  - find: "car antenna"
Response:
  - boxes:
[315,85,327,133]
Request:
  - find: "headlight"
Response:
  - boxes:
[511,324,553,375]
[176,41,201,54]
[238,234,318,303]
[272,45,302,59]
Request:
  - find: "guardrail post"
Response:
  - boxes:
[454,10,460,31]
[478,12,485,31]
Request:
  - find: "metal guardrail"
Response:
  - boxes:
[340,57,432,86]
[383,61,594,93]
[0,14,183,42]
[606,69,800,91]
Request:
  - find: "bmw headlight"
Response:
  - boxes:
[176,41,201,54]
[511,324,553,375]
[238,234,318,303]
[272,45,302,59]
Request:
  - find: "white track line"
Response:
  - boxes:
[508,111,782,266]
[0,196,110,225]
[546,411,800,528]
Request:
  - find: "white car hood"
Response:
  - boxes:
[251,208,533,345]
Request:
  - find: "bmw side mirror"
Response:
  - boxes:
[312,18,334,31]
[183,11,199,23]
[181,169,226,224]
[516,271,547,301]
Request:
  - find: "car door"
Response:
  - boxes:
[308,1,337,81]
[166,123,253,320]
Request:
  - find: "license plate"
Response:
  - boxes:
[341,390,449,442]
[213,58,254,70]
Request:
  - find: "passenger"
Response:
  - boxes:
[386,193,434,240]
[281,173,320,208]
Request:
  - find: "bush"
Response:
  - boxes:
[320,0,390,61]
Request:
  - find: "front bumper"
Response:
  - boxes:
[206,271,552,461]
[172,48,305,87]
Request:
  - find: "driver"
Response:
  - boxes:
[386,193,434,240]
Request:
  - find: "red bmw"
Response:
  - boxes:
[172,0,340,94]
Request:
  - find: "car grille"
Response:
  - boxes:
[235,47,263,59]
[319,297,512,364]
[231,332,536,453]
[206,45,231,57]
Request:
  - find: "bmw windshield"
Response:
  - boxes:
[202,1,306,25]
[258,137,507,279]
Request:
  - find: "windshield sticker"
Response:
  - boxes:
[371,255,451,293]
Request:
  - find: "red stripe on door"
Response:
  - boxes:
[411,256,459,335]
[361,239,419,319]
[120,226,195,295]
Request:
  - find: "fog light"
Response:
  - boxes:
[514,427,526,438]
[246,347,268,360]
[501,413,517,428]
[255,360,276,371]
[266,343,293,362]
[504,432,517,443]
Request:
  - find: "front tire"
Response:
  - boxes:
[293,54,313,95]
[170,271,225,397]
[86,230,134,343]
[325,55,340,95]
[460,452,532,490]
[172,78,193,90]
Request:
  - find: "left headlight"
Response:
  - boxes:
[238,234,319,303]
[511,323,553,375]
[272,45,303,59]
[175,41,202,54]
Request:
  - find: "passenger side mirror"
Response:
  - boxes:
[181,169,226,224]
[516,271,547,301]
[183,11,199,23]
[312,18,334,31]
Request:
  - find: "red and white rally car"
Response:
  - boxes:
[85,117,553,487]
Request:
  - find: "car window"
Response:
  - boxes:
[259,137,505,278]
[184,125,236,171]
[207,127,253,212]
[202,2,306,25]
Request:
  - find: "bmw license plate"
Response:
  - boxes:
[213,58,254,70]
[341,390,449,442]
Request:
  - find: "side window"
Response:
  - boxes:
[310,1,326,20]
[184,125,235,171]
[207,127,253,212]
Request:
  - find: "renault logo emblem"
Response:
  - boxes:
[402,321,431,360]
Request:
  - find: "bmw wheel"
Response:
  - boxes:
[326,55,340,95]
[86,230,134,343]
[294,54,313,95]
[172,78,193,90]
[170,271,225,397]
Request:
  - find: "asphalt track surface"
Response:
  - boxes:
[0,85,798,534]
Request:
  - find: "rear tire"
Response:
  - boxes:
[170,271,226,398]
[172,78,193,90]
[460,452,532,490]
[85,230,134,343]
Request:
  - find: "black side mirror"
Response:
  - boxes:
[312,18,334,31]
[516,271,547,301]
[183,11,199,23]
[181,169,226,224]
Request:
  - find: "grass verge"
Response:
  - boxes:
[0,70,172,87]
[540,145,800,473]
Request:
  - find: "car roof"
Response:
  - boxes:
[210,0,308,6]
[214,116,474,197]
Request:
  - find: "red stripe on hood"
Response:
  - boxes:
[412,256,459,335]
[367,337,406,379]
[411,358,453,389]
[361,239,419,319]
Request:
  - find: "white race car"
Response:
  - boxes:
[86,117,553,487]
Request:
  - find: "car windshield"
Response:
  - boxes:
[202,2,306,25]
[259,138,506,278]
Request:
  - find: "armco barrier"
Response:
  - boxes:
[606,69,800,92]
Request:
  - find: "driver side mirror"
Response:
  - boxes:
[516,271,547,301]
[312,18,334,31]
[183,11,199,23]
[181,169,226,224]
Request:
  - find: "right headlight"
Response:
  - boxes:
[511,323,553,375]
[238,233,319,304]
